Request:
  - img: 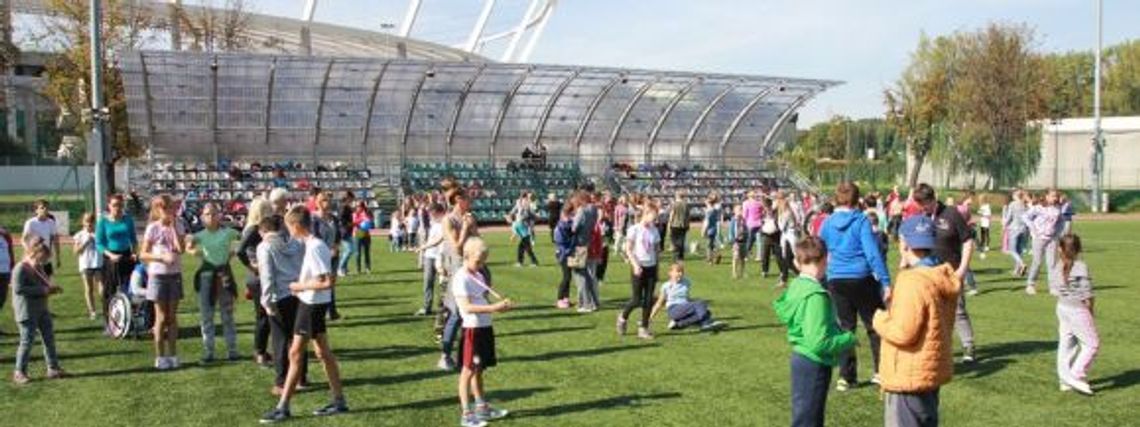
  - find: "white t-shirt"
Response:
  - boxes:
[626,223,659,267]
[406,215,419,234]
[23,217,58,257]
[73,229,104,271]
[978,204,992,228]
[297,235,333,305]
[424,222,443,260]
[451,267,492,328]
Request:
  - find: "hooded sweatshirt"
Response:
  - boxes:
[873,262,961,393]
[256,231,304,307]
[819,208,891,287]
[774,274,856,366]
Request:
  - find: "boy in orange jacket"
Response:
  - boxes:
[873,216,961,427]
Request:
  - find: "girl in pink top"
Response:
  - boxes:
[139,194,186,370]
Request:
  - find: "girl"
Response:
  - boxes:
[977,195,993,257]
[96,194,138,333]
[139,194,186,370]
[650,263,725,332]
[389,210,404,253]
[353,201,373,273]
[336,192,357,276]
[612,197,628,257]
[775,195,799,287]
[11,237,66,384]
[1049,234,1097,395]
[73,213,104,320]
[186,202,240,363]
[730,205,747,280]
[512,215,539,267]
[237,197,274,366]
[619,205,661,340]
[553,205,576,308]
[1023,189,1063,295]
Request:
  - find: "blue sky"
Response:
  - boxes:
[266,0,1137,125]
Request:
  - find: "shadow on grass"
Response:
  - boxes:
[66,365,164,379]
[496,325,594,339]
[0,349,137,365]
[352,387,553,414]
[332,316,423,329]
[1093,369,1140,392]
[981,340,1054,359]
[512,392,682,419]
[956,358,1016,380]
[341,368,452,388]
[330,300,403,310]
[503,343,659,363]
[351,277,420,286]
[337,345,437,362]
[503,311,580,322]
[713,323,779,334]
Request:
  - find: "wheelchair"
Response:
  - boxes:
[107,265,154,340]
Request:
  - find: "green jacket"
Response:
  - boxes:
[773,275,856,366]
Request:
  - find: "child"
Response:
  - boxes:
[866,211,889,260]
[451,237,512,427]
[140,194,186,370]
[1049,234,1098,395]
[73,213,104,320]
[22,199,60,277]
[406,208,420,249]
[11,236,66,384]
[773,236,855,427]
[650,262,725,332]
[415,203,447,317]
[512,215,538,267]
[620,205,661,340]
[1023,189,1064,295]
[186,202,240,363]
[260,206,347,423]
[703,195,721,265]
[390,211,404,253]
[0,225,12,321]
[730,205,747,280]
[873,216,960,427]
[553,205,576,308]
[977,196,993,258]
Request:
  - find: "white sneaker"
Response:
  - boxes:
[1025,285,1038,295]
[966,289,979,297]
[169,357,181,369]
[155,357,169,370]
[1064,379,1094,395]
[1059,383,1072,392]
[871,374,881,385]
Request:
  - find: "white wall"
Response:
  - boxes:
[0,165,94,193]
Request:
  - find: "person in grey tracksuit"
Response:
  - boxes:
[12,237,65,381]
[256,219,309,392]
[571,192,600,311]
[1002,191,1029,276]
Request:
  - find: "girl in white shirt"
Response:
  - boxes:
[72,213,104,320]
[619,205,661,340]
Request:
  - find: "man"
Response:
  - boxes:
[874,215,960,427]
[911,183,977,363]
[22,200,60,277]
[666,192,690,261]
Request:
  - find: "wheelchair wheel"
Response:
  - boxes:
[107,293,133,340]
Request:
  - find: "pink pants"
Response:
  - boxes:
[1056,302,1099,384]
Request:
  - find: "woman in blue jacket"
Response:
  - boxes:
[553,204,577,308]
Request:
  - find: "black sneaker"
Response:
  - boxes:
[259,407,291,424]
[312,402,349,417]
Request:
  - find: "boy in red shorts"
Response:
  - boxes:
[452,237,514,427]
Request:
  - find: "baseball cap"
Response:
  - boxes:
[899,215,936,250]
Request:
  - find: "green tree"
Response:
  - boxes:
[1104,39,1140,116]
[885,33,956,188]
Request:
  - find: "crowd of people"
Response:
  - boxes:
[0,174,1098,426]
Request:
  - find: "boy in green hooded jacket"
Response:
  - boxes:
[774,236,856,427]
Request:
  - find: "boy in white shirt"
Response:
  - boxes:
[452,238,513,427]
[22,199,60,277]
[260,206,347,423]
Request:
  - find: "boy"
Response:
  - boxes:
[22,199,60,277]
[873,216,961,427]
[452,238,513,427]
[649,262,725,332]
[773,236,856,427]
[186,203,240,363]
[260,207,347,423]
[311,191,342,320]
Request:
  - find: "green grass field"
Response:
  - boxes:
[0,222,1137,426]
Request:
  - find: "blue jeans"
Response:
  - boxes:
[790,352,832,427]
[440,305,461,358]
[337,240,355,273]
[16,311,60,374]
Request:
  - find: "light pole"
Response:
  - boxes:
[89,0,107,213]
[1091,0,1105,212]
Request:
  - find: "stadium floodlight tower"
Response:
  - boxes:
[1091,0,1106,213]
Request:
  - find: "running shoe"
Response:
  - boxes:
[475,404,509,421]
[312,401,350,417]
[259,407,291,424]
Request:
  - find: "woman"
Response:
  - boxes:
[139,194,186,370]
[553,204,576,309]
[775,194,800,287]
[352,201,373,274]
[95,194,137,330]
[237,197,274,366]
[337,191,357,276]
[759,197,781,279]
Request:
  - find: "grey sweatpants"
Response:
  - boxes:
[575,260,600,310]
[16,310,60,374]
[1027,236,1057,285]
[885,389,940,427]
[421,257,439,313]
[195,265,238,358]
[956,292,974,348]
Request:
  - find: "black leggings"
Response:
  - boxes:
[356,235,372,271]
[826,276,884,383]
[517,237,539,265]
[596,248,609,282]
[979,226,991,250]
[557,260,572,300]
[761,232,780,274]
[622,264,658,328]
[269,296,308,387]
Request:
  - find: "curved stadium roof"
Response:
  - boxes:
[120,51,839,172]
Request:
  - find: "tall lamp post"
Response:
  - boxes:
[1091,0,1105,212]
[89,0,108,213]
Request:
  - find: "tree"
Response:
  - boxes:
[1104,39,1140,116]
[172,0,254,52]
[949,23,1048,188]
[29,0,157,165]
[885,34,956,189]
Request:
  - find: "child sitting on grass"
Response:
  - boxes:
[452,237,513,427]
[773,236,856,427]
[649,262,725,332]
